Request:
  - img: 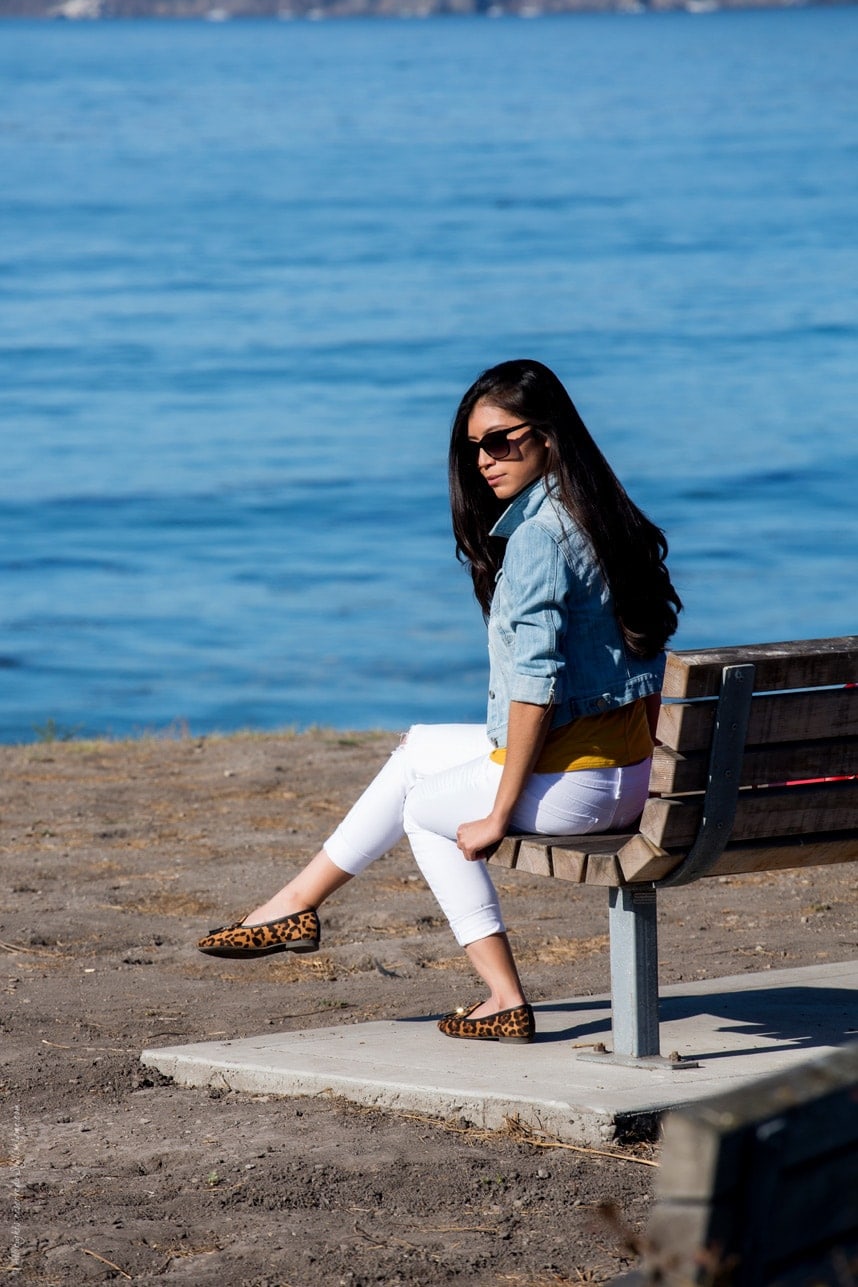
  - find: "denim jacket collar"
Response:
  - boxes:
[489,475,559,540]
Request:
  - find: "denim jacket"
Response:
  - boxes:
[485,477,665,748]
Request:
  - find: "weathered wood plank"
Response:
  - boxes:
[650,738,858,794]
[767,1154,858,1264]
[661,636,858,699]
[646,1182,858,1287]
[656,1044,858,1200]
[617,833,683,882]
[489,833,632,883]
[641,1202,733,1282]
[490,836,521,870]
[642,1203,734,1282]
[513,842,554,877]
[549,834,633,856]
[703,835,858,878]
[500,832,858,885]
[547,834,632,884]
[638,779,858,849]
[549,847,588,883]
[488,828,858,880]
[657,686,857,754]
[764,1244,858,1287]
[623,1045,858,1287]
[583,853,624,885]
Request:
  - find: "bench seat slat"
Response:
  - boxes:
[658,685,857,755]
[490,833,635,885]
[661,636,858,699]
[620,833,858,883]
[495,832,858,887]
[639,779,858,850]
[650,737,858,794]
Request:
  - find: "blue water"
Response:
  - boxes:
[1,11,856,742]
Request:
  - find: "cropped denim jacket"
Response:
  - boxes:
[485,476,665,748]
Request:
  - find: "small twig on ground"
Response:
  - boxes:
[502,1116,659,1168]
[423,1223,500,1233]
[0,939,58,956]
[388,1108,658,1167]
[353,1220,443,1261]
[82,1248,133,1279]
[41,1039,134,1054]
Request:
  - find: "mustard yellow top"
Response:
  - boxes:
[489,697,653,774]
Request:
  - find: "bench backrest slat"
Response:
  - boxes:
[650,737,858,794]
[642,643,858,875]
[657,685,857,755]
[638,778,858,850]
[661,636,858,699]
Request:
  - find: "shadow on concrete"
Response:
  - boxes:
[527,987,858,1057]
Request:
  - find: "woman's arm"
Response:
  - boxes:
[456,699,554,862]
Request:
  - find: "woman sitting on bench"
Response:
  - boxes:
[198,358,682,1044]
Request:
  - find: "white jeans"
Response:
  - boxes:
[324,723,651,948]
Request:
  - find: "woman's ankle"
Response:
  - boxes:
[242,898,303,926]
[241,852,353,926]
[466,993,527,1021]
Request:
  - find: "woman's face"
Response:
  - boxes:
[467,399,549,502]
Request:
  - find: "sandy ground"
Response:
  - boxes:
[2,730,856,1286]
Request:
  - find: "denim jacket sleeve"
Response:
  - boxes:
[496,520,567,706]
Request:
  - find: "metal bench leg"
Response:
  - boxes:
[609,884,660,1059]
[579,885,699,1070]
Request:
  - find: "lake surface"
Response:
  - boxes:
[1,10,856,742]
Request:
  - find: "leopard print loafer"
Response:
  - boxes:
[437,1001,535,1044]
[197,908,320,958]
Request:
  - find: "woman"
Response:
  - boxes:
[198,359,681,1044]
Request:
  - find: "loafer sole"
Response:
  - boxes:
[442,1029,534,1044]
[198,938,319,959]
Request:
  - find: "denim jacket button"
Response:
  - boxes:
[488,690,495,700]
[596,697,609,712]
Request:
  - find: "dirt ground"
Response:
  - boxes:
[1,730,856,1286]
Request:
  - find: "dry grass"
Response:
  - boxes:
[515,934,609,966]
[267,953,340,982]
[340,1099,658,1169]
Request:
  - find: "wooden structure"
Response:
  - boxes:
[489,636,858,1066]
[614,1041,858,1285]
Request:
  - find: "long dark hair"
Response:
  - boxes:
[449,358,682,659]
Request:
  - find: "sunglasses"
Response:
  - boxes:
[467,422,537,462]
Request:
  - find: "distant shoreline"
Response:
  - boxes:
[3,0,855,19]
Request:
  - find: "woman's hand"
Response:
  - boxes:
[456,703,552,862]
[456,815,508,863]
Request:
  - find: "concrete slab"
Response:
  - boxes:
[141,960,858,1145]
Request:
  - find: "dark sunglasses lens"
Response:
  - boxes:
[481,431,511,460]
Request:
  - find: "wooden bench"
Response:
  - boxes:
[489,636,858,1067]
[613,1040,858,1285]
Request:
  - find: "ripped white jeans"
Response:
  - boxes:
[324,723,651,948]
